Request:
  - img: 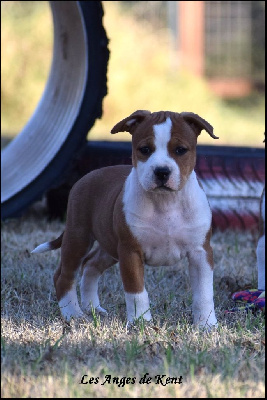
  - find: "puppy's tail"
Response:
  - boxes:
[31,232,64,254]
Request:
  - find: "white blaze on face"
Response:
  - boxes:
[136,117,180,191]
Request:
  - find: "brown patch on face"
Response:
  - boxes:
[167,114,197,189]
[132,135,156,167]
[130,112,174,167]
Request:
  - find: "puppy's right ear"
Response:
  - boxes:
[111,110,151,135]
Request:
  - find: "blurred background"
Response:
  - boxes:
[1,0,265,147]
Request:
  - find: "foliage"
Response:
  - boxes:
[1,1,52,134]
[1,1,265,146]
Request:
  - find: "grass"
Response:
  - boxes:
[1,201,265,398]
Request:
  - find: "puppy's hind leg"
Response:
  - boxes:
[54,232,94,322]
[80,243,116,316]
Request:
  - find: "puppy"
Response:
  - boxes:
[32,110,219,328]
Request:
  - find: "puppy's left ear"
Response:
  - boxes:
[181,112,219,139]
[111,110,151,135]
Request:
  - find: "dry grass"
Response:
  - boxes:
[1,201,265,398]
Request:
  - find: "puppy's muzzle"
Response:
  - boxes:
[154,166,171,186]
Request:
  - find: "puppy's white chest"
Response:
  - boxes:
[123,169,211,267]
[128,209,186,266]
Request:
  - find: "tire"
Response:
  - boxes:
[1,1,109,220]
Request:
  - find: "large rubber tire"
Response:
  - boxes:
[1,1,109,220]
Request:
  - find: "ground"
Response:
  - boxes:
[1,200,265,398]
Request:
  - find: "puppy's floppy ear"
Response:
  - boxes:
[181,112,219,139]
[111,110,151,135]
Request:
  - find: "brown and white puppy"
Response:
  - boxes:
[32,110,219,328]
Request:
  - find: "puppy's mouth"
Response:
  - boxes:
[154,184,175,192]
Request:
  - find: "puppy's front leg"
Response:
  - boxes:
[187,241,217,328]
[118,244,152,323]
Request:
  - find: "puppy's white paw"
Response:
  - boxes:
[59,294,84,322]
[60,306,85,322]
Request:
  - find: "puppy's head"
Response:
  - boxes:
[111,110,218,192]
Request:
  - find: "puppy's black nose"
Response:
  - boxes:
[154,166,171,184]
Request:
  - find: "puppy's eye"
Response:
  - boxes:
[139,146,152,155]
[175,147,188,155]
